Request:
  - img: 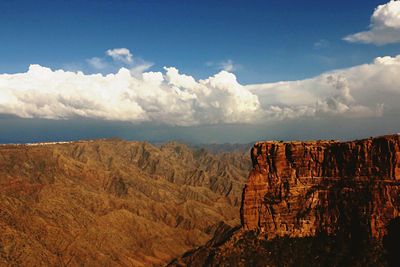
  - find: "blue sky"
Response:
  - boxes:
[0,0,400,144]
[0,0,398,83]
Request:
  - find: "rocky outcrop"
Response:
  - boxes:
[241,135,400,239]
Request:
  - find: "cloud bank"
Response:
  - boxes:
[1,55,400,126]
[246,55,400,120]
[344,1,400,45]
[0,65,260,125]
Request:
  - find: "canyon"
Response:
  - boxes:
[1,134,399,266]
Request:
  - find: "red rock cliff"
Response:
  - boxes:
[241,135,400,239]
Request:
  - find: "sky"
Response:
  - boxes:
[0,0,400,144]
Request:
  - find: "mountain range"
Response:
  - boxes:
[0,139,250,266]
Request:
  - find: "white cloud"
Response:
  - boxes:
[0,65,260,126]
[1,55,400,125]
[219,59,237,72]
[344,1,400,45]
[106,48,133,64]
[87,57,108,70]
[247,54,400,119]
[206,59,240,72]
[129,60,154,77]
[87,48,153,76]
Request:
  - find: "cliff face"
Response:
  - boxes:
[241,135,400,239]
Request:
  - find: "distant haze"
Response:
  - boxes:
[0,115,398,144]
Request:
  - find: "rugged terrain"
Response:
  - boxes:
[170,134,400,267]
[0,139,251,266]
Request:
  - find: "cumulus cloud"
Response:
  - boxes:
[1,55,400,125]
[106,48,133,64]
[246,54,400,119]
[344,1,400,45]
[0,65,260,125]
[87,48,153,75]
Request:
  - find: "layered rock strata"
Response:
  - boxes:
[241,135,400,239]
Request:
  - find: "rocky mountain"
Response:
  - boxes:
[170,134,400,267]
[0,139,251,266]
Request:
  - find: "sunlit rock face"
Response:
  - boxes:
[241,135,400,239]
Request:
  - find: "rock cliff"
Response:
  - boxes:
[170,134,400,266]
[241,135,400,239]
